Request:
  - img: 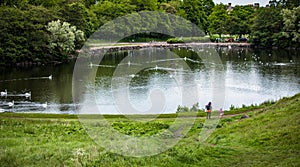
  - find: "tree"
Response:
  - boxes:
[0,5,58,64]
[130,0,158,11]
[181,0,214,34]
[46,20,85,58]
[60,2,99,37]
[90,0,135,25]
[207,4,227,37]
[251,7,283,47]
[281,6,300,46]
[229,5,254,38]
[269,0,300,8]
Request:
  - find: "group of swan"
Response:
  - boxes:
[1,100,47,109]
[1,89,31,97]
[0,75,51,111]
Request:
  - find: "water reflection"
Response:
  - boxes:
[0,47,299,114]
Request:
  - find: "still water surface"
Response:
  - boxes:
[0,47,299,114]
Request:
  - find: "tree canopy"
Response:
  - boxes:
[0,0,299,65]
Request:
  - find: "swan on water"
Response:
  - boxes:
[25,91,31,97]
[42,102,47,108]
[1,89,7,96]
[8,100,14,107]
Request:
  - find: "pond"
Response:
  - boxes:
[0,46,300,114]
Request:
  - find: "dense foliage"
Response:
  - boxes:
[0,0,299,65]
[208,0,300,48]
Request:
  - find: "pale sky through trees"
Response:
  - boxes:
[213,0,270,6]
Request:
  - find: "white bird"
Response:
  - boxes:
[184,57,187,61]
[25,91,31,97]
[128,61,131,66]
[8,100,14,107]
[1,89,7,96]
[0,108,4,112]
[129,74,135,78]
[155,65,158,71]
[228,45,232,49]
[89,62,93,67]
[42,102,47,108]
[48,75,52,80]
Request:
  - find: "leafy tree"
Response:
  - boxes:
[27,0,62,8]
[181,0,213,33]
[287,0,300,8]
[91,0,135,24]
[281,6,300,46]
[0,5,58,64]
[0,0,29,8]
[60,2,99,37]
[81,0,98,7]
[269,0,300,8]
[224,15,240,36]
[229,5,254,38]
[46,20,85,58]
[130,0,158,11]
[251,7,283,47]
[207,4,227,37]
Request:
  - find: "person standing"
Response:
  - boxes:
[206,102,212,119]
[219,108,224,119]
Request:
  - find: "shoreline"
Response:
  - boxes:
[88,42,251,52]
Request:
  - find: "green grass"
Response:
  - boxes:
[0,94,299,166]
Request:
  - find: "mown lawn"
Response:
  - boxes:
[0,94,299,166]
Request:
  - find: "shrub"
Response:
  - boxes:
[167,38,184,44]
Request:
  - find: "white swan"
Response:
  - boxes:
[1,89,7,96]
[42,102,47,108]
[25,91,31,97]
[8,100,14,107]
[49,75,52,80]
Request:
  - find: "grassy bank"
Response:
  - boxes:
[0,94,299,166]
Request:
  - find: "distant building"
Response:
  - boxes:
[227,2,262,11]
[227,3,233,13]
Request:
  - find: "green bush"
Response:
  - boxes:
[167,38,184,44]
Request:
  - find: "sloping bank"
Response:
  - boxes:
[0,93,299,166]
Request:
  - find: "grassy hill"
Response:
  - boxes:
[0,94,299,166]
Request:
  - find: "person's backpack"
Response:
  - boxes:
[206,105,210,110]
